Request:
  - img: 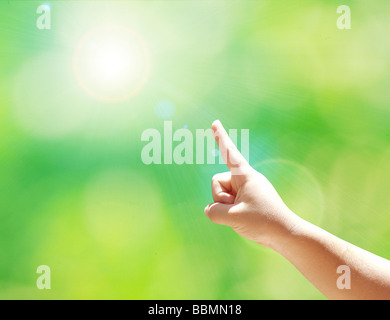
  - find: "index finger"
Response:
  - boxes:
[212,120,249,174]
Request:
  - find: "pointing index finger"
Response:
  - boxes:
[212,120,249,174]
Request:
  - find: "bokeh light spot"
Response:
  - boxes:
[155,100,175,119]
[212,148,220,158]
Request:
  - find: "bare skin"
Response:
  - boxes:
[205,120,390,300]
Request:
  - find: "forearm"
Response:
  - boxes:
[207,121,390,299]
[273,216,390,300]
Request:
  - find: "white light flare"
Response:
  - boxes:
[73,25,150,103]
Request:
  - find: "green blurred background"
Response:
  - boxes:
[0,0,389,299]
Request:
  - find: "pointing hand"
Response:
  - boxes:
[205,120,300,250]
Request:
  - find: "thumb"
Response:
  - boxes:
[205,202,235,226]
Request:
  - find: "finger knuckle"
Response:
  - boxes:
[211,176,220,187]
[208,213,217,223]
[211,174,220,182]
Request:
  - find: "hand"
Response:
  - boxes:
[206,121,390,300]
[205,120,301,250]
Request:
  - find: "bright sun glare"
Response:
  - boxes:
[73,25,150,102]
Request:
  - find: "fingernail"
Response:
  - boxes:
[212,120,220,132]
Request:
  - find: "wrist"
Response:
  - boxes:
[268,212,309,254]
